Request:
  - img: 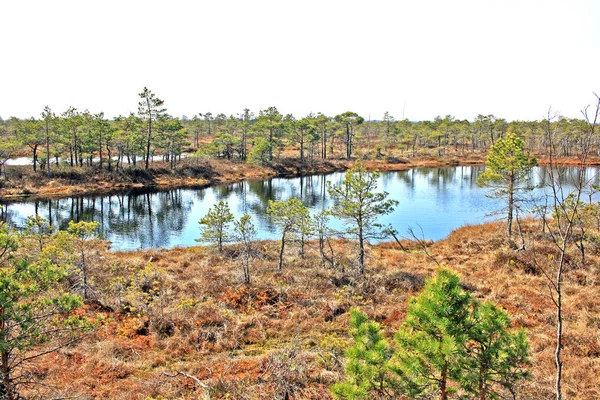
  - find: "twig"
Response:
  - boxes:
[407,225,440,266]
[163,371,209,389]
[385,228,407,251]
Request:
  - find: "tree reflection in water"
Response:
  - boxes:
[1,166,598,251]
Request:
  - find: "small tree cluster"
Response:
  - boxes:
[266,197,313,272]
[199,161,399,275]
[110,261,170,335]
[332,270,530,400]
[197,202,257,283]
[199,196,315,275]
[18,217,102,301]
[267,161,397,274]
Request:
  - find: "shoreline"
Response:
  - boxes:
[0,155,486,202]
[1,154,597,202]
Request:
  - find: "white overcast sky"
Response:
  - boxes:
[1,0,599,121]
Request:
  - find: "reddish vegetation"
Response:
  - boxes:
[19,220,600,399]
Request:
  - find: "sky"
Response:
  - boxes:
[1,0,599,122]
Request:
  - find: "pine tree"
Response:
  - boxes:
[477,128,537,237]
[266,197,311,271]
[330,270,531,400]
[138,87,167,169]
[461,301,530,399]
[197,201,234,252]
[233,214,256,284]
[331,309,399,399]
[0,222,91,400]
[327,161,398,274]
[394,269,472,400]
[67,220,102,300]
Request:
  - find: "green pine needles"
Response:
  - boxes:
[330,310,400,399]
[0,220,93,400]
[197,200,234,252]
[477,128,537,238]
[327,160,398,274]
[332,270,530,400]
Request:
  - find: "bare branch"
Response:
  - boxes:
[406,225,440,267]
[163,371,209,389]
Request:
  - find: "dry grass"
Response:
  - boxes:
[19,220,600,399]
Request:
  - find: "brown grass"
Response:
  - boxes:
[18,220,600,399]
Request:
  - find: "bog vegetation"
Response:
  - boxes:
[0,91,598,399]
[0,88,599,195]
[2,202,600,399]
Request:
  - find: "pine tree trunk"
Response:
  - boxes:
[1,308,15,400]
[99,132,103,170]
[346,124,352,159]
[32,146,38,172]
[81,250,88,300]
[269,128,274,162]
[358,222,365,274]
[479,367,486,400]
[243,244,251,284]
[439,364,448,400]
[278,231,286,272]
[45,121,51,177]
[507,173,514,237]
[555,259,563,400]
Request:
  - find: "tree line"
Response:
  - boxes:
[0,88,598,178]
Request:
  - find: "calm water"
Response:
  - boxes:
[1,166,598,251]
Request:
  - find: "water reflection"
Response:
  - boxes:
[1,166,598,251]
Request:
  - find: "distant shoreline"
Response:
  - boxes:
[1,154,598,202]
